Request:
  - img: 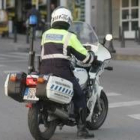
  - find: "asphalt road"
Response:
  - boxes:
[0,51,140,140]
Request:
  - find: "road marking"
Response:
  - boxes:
[9,52,29,56]
[4,70,24,74]
[0,57,6,60]
[10,52,40,56]
[0,60,27,63]
[128,114,140,120]
[0,52,39,62]
[0,64,6,67]
[0,54,27,59]
[109,101,140,108]
[107,92,121,97]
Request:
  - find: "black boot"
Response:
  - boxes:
[77,108,94,139]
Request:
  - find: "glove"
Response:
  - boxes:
[88,51,95,64]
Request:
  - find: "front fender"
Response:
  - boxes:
[86,85,103,122]
[97,85,103,97]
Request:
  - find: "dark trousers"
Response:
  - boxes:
[40,59,87,109]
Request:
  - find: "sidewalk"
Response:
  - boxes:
[0,34,140,61]
[110,40,140,61]
[0,34,41,53]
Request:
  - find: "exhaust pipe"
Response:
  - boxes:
[49,108,69,120]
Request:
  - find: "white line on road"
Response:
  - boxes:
[0,54,27,59]
[10,52,40,56]
[109,101,140,108]
[107,92,121,97]
[4,70,24,74]
[0,60,27,63]
[0,65,6,67]
[128,114,140,120]
[0,57,6,60]
[9,52,29,56]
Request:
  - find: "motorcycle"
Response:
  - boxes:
[4,21,113,140]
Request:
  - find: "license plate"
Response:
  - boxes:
[23,88,39,101]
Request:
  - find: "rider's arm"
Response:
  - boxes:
[69,34,94,64]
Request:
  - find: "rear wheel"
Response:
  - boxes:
[28,103,57,140]
[86,90,108,130]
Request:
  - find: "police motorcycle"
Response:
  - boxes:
[4,19,113,140]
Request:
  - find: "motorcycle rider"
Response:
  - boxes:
[40,6,95,138]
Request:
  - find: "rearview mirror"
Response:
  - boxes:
[105,34,113,41]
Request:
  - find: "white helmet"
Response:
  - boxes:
[51,6,73,27]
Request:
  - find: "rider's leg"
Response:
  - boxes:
[76,108,94,138]
[71,78,94,138]
[40,62,94,138]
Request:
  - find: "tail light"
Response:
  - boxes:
[25,103,33,108]
[26,76,37,87]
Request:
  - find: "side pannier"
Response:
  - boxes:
[4,72,27,102]
[36,74,74,104]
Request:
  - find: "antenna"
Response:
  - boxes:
[28,15,37,74]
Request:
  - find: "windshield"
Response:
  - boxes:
[69,21,99,44]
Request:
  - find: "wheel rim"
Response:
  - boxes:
[37,112,51,138]
[28,105,57,140]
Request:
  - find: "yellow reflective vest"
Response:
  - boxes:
[41,28,93,64]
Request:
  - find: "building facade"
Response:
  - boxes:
[60,0,112,38]
[119,0,139,38]
[0,0,139,38]
[88,0,139,39]
[61,0,139,39]
[0,0,59,34]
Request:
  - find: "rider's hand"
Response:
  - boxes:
[87,51,102,66]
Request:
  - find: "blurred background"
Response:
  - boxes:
[0,0,138,39]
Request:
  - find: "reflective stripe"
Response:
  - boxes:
[41,45,45,60]
[63,33,72,55]
[41,54,70,60]
[82,52,94,64]
[41,32,72,60]
[82,54,90,63]
[89,53,94,64]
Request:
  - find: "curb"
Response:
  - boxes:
[112,54,140,61]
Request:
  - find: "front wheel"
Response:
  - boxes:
[28,103,57,140]
[86,90,108,130]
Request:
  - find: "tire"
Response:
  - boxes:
[86,90,108,130]
[28,104,57,140]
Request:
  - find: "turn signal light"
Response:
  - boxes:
[37,77,45,83]
[9,75,17,82]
